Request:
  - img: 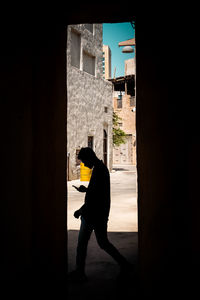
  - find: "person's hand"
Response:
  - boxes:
[78,185,87,192]
[74,210,81,219]
[73,185,87,193]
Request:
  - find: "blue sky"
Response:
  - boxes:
[103,22,135,78]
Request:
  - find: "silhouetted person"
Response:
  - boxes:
[68,147,131,282]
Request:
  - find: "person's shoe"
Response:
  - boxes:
[68,269,88,283]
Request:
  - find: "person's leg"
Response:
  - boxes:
[94,222,129,268]
[76,217,93,273]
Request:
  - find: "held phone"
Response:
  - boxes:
[72,185,87,193]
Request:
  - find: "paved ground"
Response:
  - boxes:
[67,165,138,299]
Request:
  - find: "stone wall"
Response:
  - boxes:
[113,94,136,165]
[67,24,113,180]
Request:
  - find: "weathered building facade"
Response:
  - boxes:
[110,37,136,165]
[110,74,136,165]
[67,24,113,180]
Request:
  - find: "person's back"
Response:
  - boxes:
[83,159,110,225]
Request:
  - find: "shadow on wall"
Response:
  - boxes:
[67,230,139,299]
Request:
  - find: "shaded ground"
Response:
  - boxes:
[67,231,138,300]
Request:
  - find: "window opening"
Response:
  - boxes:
[71,30,81,69]
[85,24,93,34]
[88,136,94,149]
[83,50,95,76]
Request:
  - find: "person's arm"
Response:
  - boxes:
[73,185,87,192]
[74,204,86,219]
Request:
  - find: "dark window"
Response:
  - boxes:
[117,98,122,109]
[130,96,135,107]
[76,149,81,166]
[85,24,93,33]
[88,136,94,149]
[117,92,123,108]
[83,51,95,76]
[71,30,81,69]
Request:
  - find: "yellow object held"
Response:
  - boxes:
[80,162,92,181]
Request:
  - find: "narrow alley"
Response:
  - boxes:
[67,164,138,299]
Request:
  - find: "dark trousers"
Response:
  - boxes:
[76,217,128,271]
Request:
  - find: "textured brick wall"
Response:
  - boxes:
[113,94,136,164]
